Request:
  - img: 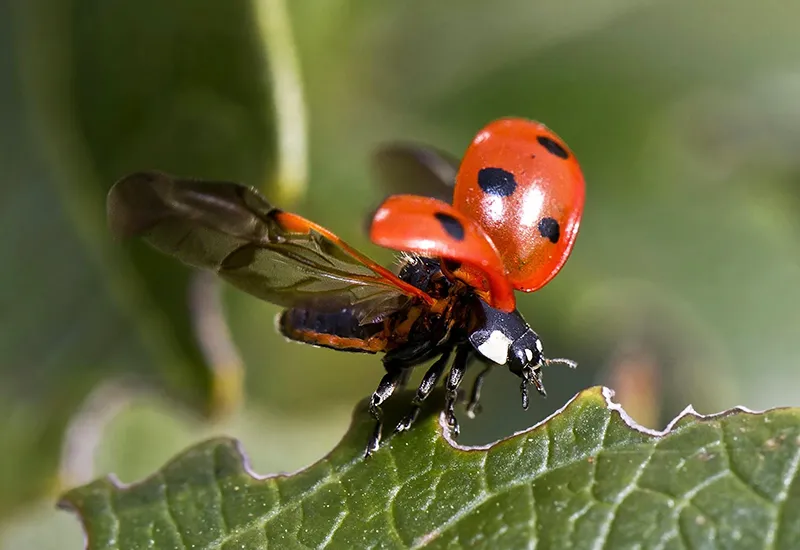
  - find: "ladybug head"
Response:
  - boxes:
[468,301,542,372]
[507,330,544,378]
[468,300,577,403]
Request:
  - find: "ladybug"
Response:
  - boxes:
[106,117,585,457]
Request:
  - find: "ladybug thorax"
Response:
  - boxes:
[453,118,586,293]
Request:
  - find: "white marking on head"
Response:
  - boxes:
[477,330,512,365]
[525,348,533,362]
[535,339,543,353]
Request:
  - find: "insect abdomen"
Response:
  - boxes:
[277,308,388,353]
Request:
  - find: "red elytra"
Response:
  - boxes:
[370,194,516,312]
[453,118,585,292]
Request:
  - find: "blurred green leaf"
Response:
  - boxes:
[65,0,279,413]
[12,0,289,414]
[1,0,295,516]
[61,387,800,549]
[0,0,149,518]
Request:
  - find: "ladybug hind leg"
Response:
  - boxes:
[365,363,407,458]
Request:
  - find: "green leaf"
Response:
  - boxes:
[60,387,800,549]
[0,1,158,517]
[12,0,281,414]
[2,0,308,517]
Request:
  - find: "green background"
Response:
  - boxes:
[2,0,800,547]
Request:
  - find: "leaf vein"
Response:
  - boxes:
[544,424,554,470]
[764,439,800,550]
[105,482,122,550]
[211,446,229,536]
[384,449,408,547]
[720,425,777,508]
[160,472,189,550]
[650,527,677,550]
[564,499,594,547]
[526,482,538,549]
[203,457,355,549]
[318,509,348,549]
[411,441,632,550]
[593,444,657,550]
[589,412,612,503]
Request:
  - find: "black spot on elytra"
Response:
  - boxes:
[537,136,569,159]
[538,217,560,243]
[478,167,517,197]
[434,212,465,241]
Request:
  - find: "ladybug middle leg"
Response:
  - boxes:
[394,347,453,433]
[397,366,414,391]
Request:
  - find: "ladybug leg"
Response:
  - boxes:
[465,363,492,419]
[444,345,471,439]
[395,347,453,433]
[397,366,414,390]
[365,364,406,458]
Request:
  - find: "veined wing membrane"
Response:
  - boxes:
[372,143,460,203]
[107,171,433,320]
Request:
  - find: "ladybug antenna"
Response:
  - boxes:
[544,357,578,369]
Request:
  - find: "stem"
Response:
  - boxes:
[254,0,309,204]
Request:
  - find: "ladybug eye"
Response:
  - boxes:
[536,135,569,159]
[477,167,517,197]
[537,217,560,243]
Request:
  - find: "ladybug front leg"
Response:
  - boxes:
[465,363,492,419]
[444,345,471,439]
